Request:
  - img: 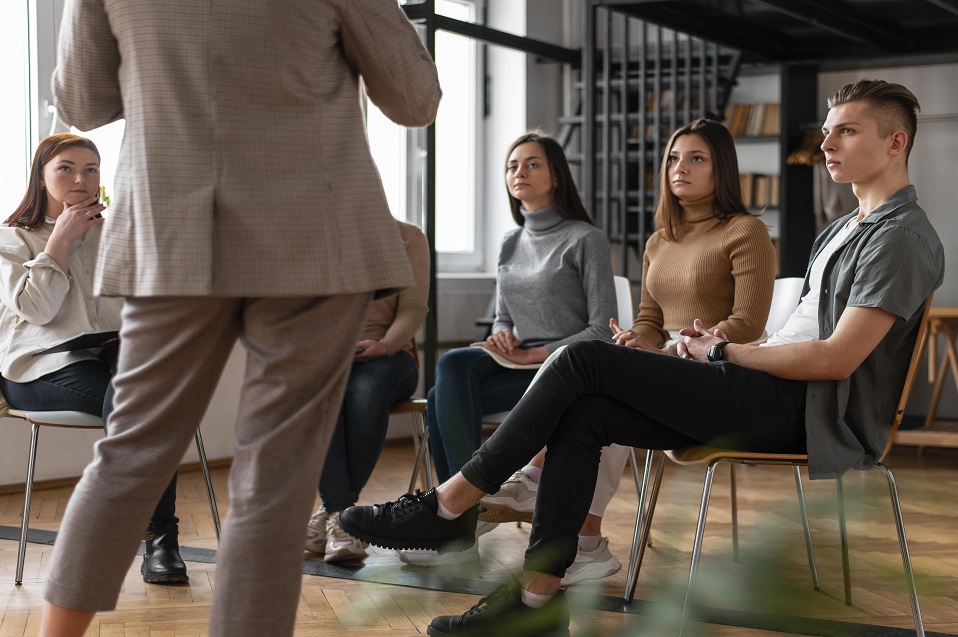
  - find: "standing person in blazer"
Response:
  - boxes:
[41,2,440,637]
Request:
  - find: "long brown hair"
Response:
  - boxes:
[504,131,595,227]
[5,133,101,230]
[654,119,748,241]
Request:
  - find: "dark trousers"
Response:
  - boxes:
[460,340,808,577]
[318,350,419,512]
[0,344,177,526]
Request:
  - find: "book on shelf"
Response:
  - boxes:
[739,173,780,209]
[762,102,781,136]
[739,173,754,208]
[724,102,781,137]
[32,330,119,356]
[745,102,766,137]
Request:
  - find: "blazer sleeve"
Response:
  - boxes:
[53,0,124,130]
[338,0,441,128]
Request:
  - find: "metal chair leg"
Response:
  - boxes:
[624,449,653,601]
[794,465,821,590]
[625,450,665,602]
[730,464,739,561]
[877,463,925,637]
[629,447,652,547]
[16,424,40,586]
[194,429,221,541]
[837,475,851,605]
[630,447,642,498]
[408,412,433,492]
[679,460,720,637]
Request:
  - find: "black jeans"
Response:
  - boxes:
[460,340,808,577]
[0,344,178,526]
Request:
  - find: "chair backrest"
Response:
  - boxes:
[613,275,634,327]
[765,277,804,335]
[880,295,934,460]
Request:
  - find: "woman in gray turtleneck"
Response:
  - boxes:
[423,131,616,500]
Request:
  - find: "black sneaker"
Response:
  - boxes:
[427,580,570,636]
[338,489,479,551]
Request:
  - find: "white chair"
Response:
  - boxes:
[7,408,221,585]
[765,277,804,334]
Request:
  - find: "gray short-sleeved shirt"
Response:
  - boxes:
[804,186,944,479]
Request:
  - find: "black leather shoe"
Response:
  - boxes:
[427,580,570,636]
[141,522,189,584]
[338,489,479,551]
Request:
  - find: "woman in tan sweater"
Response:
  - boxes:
[303,220,430,562]
[482,119,776,585]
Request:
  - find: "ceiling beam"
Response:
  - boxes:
[607,2,790,61]
[923,0,958,17]
[751,0,909,50]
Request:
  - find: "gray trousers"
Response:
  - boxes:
[44,293,371,637]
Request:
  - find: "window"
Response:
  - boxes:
[369,0,484,270]
[0,1,31,214]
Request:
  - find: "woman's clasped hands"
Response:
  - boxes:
[609,318,667,354]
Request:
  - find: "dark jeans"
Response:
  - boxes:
[460,340,808,577]
[0,344,178,527]
[427,347,539,483]
[318,351,419,512]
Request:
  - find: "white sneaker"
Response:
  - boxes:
[479,470,538,521]
[397,540,480,567]
[304,507,328,554]
[324,511,368,562]
[560,537,622,586]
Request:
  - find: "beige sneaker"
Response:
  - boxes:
[479,470,538,523]
[325,511,368,562]
[305,508,328,554]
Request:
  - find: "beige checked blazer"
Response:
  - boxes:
[53,0,440,298]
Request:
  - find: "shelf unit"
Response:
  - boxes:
[565,3,743,282]
[568,3,819,283]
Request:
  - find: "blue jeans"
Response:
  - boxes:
[0,345,178,526]
[318,350,418,512]
[427,347,539,484]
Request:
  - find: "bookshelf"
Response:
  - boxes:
[722,74,788,248]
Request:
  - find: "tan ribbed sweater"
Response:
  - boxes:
[632,196,776,351]
[359,221,430,358]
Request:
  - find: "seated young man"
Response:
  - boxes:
[338,79,945,636]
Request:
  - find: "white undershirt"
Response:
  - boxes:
[762,218,859,347]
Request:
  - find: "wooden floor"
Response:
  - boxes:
[1,441,958,636]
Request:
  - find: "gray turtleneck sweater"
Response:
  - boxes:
[493,204,617,353]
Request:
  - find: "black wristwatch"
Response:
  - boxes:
[706,341,731,362]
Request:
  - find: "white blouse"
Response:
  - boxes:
[0,220,122,382]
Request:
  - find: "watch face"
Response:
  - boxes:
[707,342,728,362]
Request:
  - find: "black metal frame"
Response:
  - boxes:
[582,2,741,280]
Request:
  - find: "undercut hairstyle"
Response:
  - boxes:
[827,79,921,164]
[655,119,749,242]
[5,133,101,230]
[504,131,595,227]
